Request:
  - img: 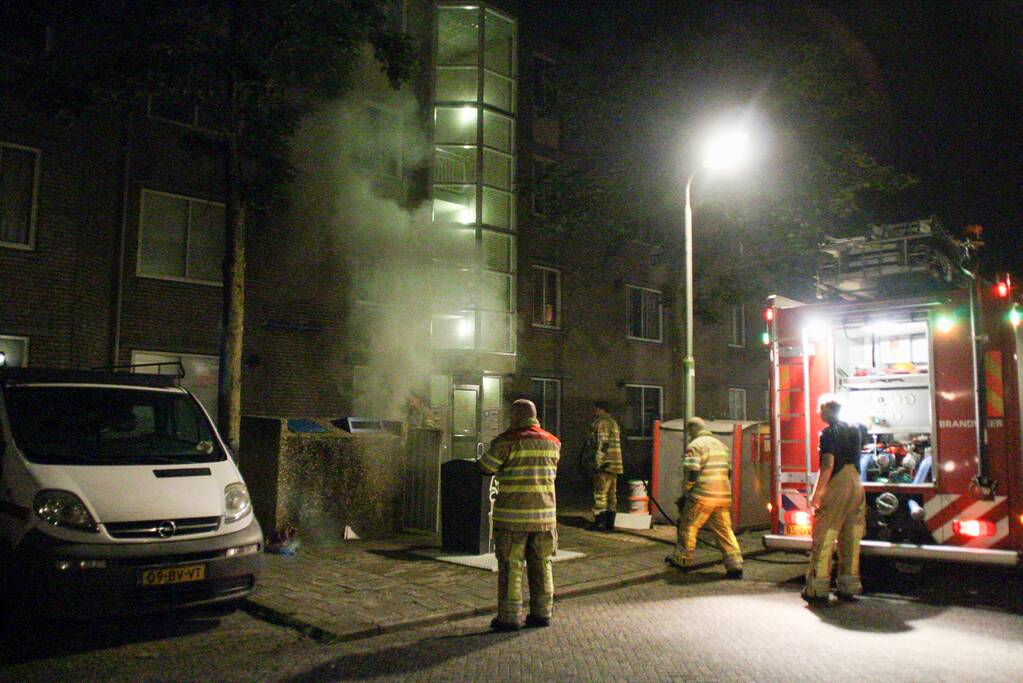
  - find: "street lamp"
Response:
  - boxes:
[683,127,750,420]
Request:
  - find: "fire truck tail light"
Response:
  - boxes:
[952,519,995,537]
[764,307,775,322]
[785,511,812,526]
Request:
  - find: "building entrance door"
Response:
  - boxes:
[451,384,481,460]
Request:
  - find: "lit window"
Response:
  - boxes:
[627,285,662,342]
[0,335,29,367]
[532,266,561,329]
[730,303,746,348]
[138,189,225,284]
[132,351,219,417]
[1,142,40,249]
[625,385,662,439]
[728,387,747,421]
[530,377,561,436]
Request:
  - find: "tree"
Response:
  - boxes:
[531,2,918,414]
[1,1,416,450]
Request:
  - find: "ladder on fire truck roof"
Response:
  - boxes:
[771,315,814,497]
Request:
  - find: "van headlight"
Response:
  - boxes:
[34,490,99,533]
[224,483,252,524]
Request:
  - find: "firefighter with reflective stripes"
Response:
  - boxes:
[666,417,743,577]
[479,399,561,631]
[590,401,623,532]
[803,396,865,606]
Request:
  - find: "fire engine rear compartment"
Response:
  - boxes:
[765,294,1021,567]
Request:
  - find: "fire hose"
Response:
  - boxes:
[640,479,808,565]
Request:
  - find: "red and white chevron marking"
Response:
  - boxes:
[923,494,1010,548]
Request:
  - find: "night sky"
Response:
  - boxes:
[524,0,1023,276]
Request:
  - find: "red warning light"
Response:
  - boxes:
[996,281,1010,298]
[764,308,775,322]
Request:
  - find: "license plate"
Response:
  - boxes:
[786,524,813,537]
[140,564,206,586]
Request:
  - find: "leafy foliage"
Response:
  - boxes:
[535,4,918,312]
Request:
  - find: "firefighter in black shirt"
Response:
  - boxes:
[803,395,866,606]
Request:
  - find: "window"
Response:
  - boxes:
[729,387,747,421]
[625,384,662,439]
[432,7,518,354]
[532,266,561,329]
[353,365,391,418]
[729,303,746,348]
[138,189,225,284]
[355,106,402,178]
[132,351,219,418]
[1,142,40,249]
[627,285,662,342]
[530,378,561,435]
[147,94,226,131]
[532,157,553,217]
[532,56,557,120]
[0,335,29,367]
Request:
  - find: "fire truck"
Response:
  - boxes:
[763,220,1023,567]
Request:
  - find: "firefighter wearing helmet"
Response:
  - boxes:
[803,395,866,606]
[666,417,744,577]
[479,399,561,630]
[589,401,623,531]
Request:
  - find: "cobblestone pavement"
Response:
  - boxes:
[244,517,768,641]
[4,553,1022,682]
[261,561,1023,683]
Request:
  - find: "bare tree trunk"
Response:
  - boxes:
[218,134,245,453]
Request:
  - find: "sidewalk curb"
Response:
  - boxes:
[243,547,775,644]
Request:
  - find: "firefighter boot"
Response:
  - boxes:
[604,511,616,532]
[589,512,608,531]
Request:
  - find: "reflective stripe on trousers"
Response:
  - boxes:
[805,464,866,598]
[494,529,557,622]
[671,498,743,570]
[592,472,618,516]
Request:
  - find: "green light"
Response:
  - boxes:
[761,331,770,346]
[1010,306,1021,329]
[936,315,955,334]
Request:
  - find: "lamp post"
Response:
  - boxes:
[683,173,696,420]
[682,126,750,422]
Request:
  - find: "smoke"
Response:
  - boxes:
[284,53,441,421]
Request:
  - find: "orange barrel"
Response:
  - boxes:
[627,480,649,514]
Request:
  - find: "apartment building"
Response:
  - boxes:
[0,1,767,508]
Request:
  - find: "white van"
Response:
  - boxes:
[0,368,263,613]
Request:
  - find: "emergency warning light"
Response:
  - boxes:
[995,274,1011,299]
[1010,305,1022,329]
[763,307,775,322]
[761,331,770,346]
[952,519,995,538]
[784,510,812,527]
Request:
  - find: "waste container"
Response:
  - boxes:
[440,459,494,554]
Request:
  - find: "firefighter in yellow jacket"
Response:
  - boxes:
[479,399,561,631]
[666,417,744,577]
[590,401,623,532]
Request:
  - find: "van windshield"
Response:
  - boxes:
[4,386,226,465]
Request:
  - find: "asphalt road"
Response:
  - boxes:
[2,555,1022,682]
